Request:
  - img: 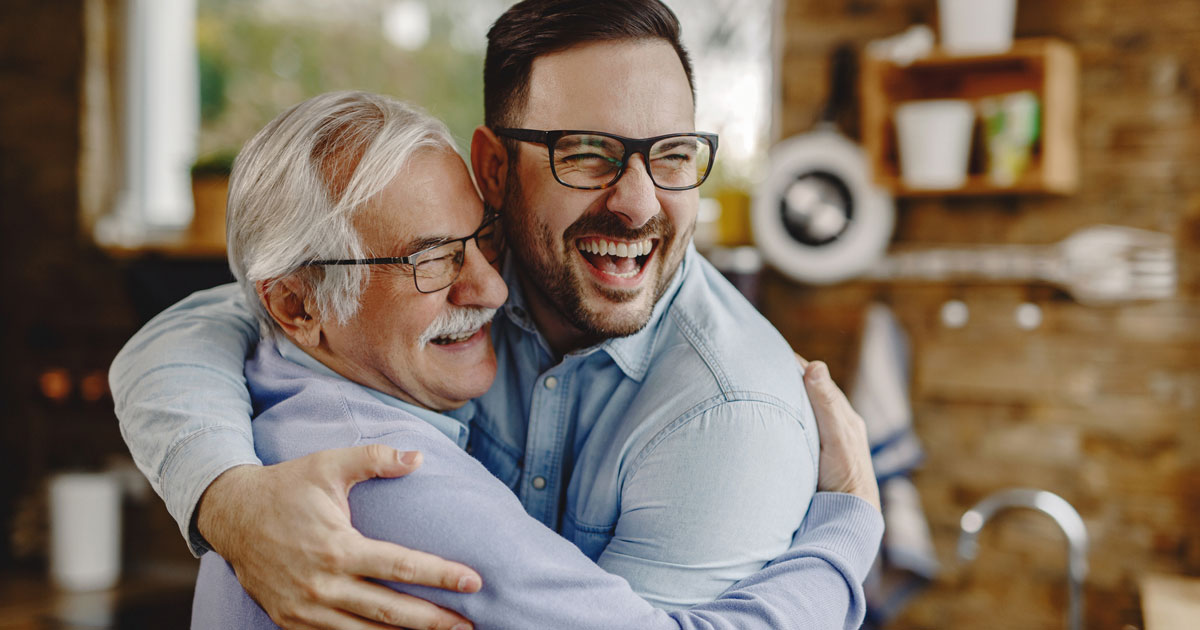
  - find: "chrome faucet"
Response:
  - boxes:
[958,489,1088,630]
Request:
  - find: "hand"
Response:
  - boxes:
[197,445,482,630]
[794,355,881,512]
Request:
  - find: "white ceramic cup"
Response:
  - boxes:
[49,472,122,591]
[894,99,976,190]
[938,0,1017,55]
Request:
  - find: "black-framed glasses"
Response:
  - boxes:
[494,128,718,191]
[304,214,501,293]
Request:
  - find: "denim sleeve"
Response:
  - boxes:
[109,283,261,555]
[336,432,883,630]
[597,399,820,606]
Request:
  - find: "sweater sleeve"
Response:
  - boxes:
[345,430,883,630]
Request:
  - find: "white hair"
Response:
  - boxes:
[225,91,456,338]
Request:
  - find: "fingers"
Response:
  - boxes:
[275,605,396,630]
[202,452,478,630]
[328,580,473,630]
[348,537,482,594]
[322,445,424,488]
[803,360,862,450]
[278,601,468,630]
[801,359,881,511]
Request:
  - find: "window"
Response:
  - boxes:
[88,0,774,246]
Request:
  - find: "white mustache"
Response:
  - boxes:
[418,306,498,347]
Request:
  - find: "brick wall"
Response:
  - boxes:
[769,1,1200,628]
[0,0,185,570]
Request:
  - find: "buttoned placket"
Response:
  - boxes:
[494,250,683,530]
[520,359,577,529]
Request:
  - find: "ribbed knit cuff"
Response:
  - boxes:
[796,492,885,581]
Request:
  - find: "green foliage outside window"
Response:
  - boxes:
[194,0,771,200]
[196,1,492,162]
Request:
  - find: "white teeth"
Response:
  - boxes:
[435,329,477,343]
[577,238,653,258]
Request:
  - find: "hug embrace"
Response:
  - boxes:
[110,1,883,628]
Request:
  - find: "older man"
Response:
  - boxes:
[193,90,878,629]
[111,2,883,629]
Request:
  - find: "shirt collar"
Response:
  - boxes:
[497,243,694,382]
[273,337,470,446]
[497,250,549,344]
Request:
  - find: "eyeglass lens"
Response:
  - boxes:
[412,220,501,293]
[552,134,713,190]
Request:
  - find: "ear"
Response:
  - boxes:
[258,276,322,348]
[470,125,509,210]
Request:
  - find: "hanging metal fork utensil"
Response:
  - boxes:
[866,224,1177,306]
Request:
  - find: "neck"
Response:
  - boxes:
[516,274,599,358]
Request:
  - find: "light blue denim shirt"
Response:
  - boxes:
[457,246,820,607]
[111,247,834,607]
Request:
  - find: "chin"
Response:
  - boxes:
[584,298,656,338]
[439,360,498,409]
[563,264,660,338]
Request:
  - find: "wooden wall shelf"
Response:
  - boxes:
[860,38,1079,197]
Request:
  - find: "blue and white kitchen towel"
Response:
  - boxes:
[851,303,939,626]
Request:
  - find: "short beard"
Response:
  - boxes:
[500,172,686,342]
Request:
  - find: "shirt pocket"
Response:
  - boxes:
[466,424,522,490]
[561,511,616,561]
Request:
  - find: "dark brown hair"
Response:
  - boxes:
[483,0,696,129]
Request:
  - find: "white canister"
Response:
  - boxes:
[894,99,976,190]
[49,472,122,591]
[938,0,1017,55]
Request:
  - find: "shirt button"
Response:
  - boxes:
[544,376,558,390]
[531,476,547,490]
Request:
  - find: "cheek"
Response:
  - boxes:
[358,287,434,348]
[513,173,575,241]
[663,196,698,231]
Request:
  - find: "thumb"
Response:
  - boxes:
[803,361,847,411]
[324,444,423,488]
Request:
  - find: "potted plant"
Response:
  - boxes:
[190,151,236,250]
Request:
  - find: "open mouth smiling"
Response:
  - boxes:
[576,237,656,280]
[429,326,487,346]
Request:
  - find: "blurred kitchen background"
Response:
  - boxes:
[1,0,1197,628]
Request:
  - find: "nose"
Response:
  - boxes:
[449,241,508,309]
[605,153,661,229]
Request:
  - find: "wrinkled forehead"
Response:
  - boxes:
[522,39,695,137]
[354,148,485,255]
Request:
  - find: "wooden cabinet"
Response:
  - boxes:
[860,38,1079,196]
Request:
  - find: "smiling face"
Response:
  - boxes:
[500,39,699,351]
[310,148,508,410]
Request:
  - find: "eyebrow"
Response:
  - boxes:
[652,138,697,152]
[558,135,620,150]
[400,235,455,257]
[394,213,495,257]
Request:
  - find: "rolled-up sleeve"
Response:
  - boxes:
[109,283,261,555]
[597,397,819,608]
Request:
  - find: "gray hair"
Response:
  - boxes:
[225,91,456,338]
